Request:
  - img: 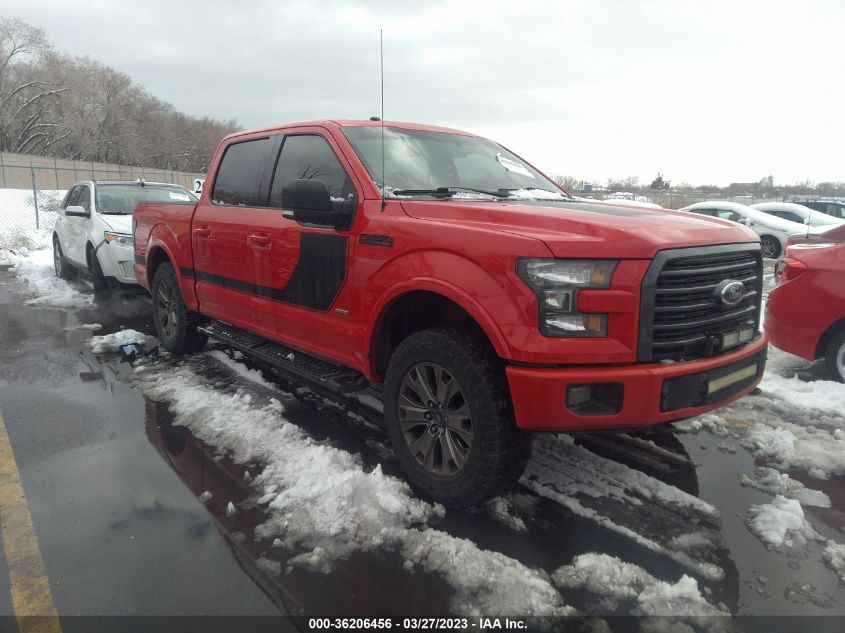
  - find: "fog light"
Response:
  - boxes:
[543,313,607,337]
[565,383,624,416]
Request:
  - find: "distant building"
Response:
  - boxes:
[650,173,670,190]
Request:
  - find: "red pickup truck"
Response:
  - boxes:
[133,119,768,506]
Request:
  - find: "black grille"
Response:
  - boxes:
[638,245,763,362]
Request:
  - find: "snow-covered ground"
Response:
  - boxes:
[0,188,64,232]
[3,200,845,616]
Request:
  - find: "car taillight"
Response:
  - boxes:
[774,257,807,282]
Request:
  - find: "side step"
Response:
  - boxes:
[198,321,369,394]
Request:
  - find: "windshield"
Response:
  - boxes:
[342,126,566,200]
[95,183,197,214]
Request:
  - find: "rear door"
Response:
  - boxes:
[191,135,276,327]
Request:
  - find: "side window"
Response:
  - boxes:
[692,208,716,217]
[269,135,356,211]
[76,186,91,212]
[212,138,271,206]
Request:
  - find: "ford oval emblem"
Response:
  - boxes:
[715,280,746,306]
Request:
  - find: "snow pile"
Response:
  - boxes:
[760,372,845,417]
[522,434,724,581]
[823,540,845,583]
[206,350,278,391]
[89,329,156,353]
[745,495,820,551]
[2,229,93,309]
[745,420,845,480]
[740,467,830,507]
[133,356,570,616]
[552,553,724,616]
[485,496,528,532]
[507,188,567,201]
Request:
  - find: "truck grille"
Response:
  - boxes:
[638,245,763,362]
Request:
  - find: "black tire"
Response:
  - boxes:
[760,235,782,259]
[152,263,208,354]
[825,328,845,383]
[52,237,77,280]
[87,246,108,294]
[384,327,529,507]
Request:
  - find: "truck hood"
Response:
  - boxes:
[400,199,760,259]
[97,213,133,235]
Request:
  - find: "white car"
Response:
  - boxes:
[52,180,197,292]
[751,201,845,228]
[679,200,811,259]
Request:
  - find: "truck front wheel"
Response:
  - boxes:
[384,328,528,507]
[152,263,207,354]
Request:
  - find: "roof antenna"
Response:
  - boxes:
[379,28,386,212]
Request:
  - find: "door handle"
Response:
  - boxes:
[194,227,211,238]
[248,233,271,248]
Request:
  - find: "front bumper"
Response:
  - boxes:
[96,241,138,285]
[507,333,768,431]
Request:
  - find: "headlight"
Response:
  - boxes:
[104,231,133,248]
[517,259,616,337]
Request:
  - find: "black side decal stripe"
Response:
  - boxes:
[182,233,348,311]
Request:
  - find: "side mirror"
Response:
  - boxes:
[281,179,349,230]
[64,205,89,218]
[804,218,811,225]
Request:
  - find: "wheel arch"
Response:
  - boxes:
[369,286,511,380]
[815,317,845,359]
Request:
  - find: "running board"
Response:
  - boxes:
[198,321,369,394]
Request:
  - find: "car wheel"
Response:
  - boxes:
[825,328,845,383]
[152,263,208,354]
[384,327,529,507]
[760,235,782,259]
[85,246,110,295]
[53,237,77,280]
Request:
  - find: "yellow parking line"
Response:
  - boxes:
[0,412,61,633]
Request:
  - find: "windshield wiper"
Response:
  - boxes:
[391,186,509,198]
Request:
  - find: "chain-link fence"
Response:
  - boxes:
[0,152,204,232]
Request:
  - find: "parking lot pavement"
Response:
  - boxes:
[1,263,845,621]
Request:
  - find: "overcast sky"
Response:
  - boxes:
[8,0,845,186]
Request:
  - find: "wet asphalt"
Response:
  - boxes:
[0,264,844,620]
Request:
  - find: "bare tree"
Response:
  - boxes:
[1,17,238,172]
[0,18,69,153]
[553,175,580,192]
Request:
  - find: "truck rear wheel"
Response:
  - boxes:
[384,328,528,507]
[152,263,208,354]
[825,328,845,383]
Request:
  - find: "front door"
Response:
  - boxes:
[65,184,91,265]
[253,131,360,357]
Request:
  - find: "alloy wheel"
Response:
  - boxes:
[156,280,178,340]
[398,362,473,477]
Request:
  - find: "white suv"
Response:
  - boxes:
[52,180,197,292]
